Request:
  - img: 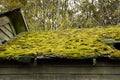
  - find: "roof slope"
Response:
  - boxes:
[0,25,120,62]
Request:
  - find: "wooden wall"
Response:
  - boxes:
[0,58,120,80]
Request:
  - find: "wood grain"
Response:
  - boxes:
[0,57,120,80]
[0,16,9,26]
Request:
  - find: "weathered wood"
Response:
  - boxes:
[0,28,10,41]
[0,8,29,42]
[6,8,29,34]
[20,9,29,31]
[0,16,9,26]
[4,23,16,36]
[0,24,15,44]
[0,8,28,44]
[0,15,16,44]
[0,74,120,80]
[0,25,14,38]
[0,59,120,80]
[0,64,120,75]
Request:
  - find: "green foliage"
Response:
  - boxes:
[0,0,119,30]
[0,25,120,61]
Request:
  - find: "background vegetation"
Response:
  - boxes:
[0,0,119,31]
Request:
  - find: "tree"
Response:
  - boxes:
[97,0,120,26]
[0,0,119,30]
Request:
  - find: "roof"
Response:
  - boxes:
[0,8,29,46]
[0,25,120,62]
[0,8,29,34]
[0,8,21,16]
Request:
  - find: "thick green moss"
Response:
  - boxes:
[0,25,120,60]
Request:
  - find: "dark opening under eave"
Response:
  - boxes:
[113,41,120,50]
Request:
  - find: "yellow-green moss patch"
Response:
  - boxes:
[0,25,120,60]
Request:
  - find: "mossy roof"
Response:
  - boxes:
[0,25,120,62]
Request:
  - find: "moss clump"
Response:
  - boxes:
[0,25,120,61]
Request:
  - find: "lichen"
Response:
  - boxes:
[0,25,120,61]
